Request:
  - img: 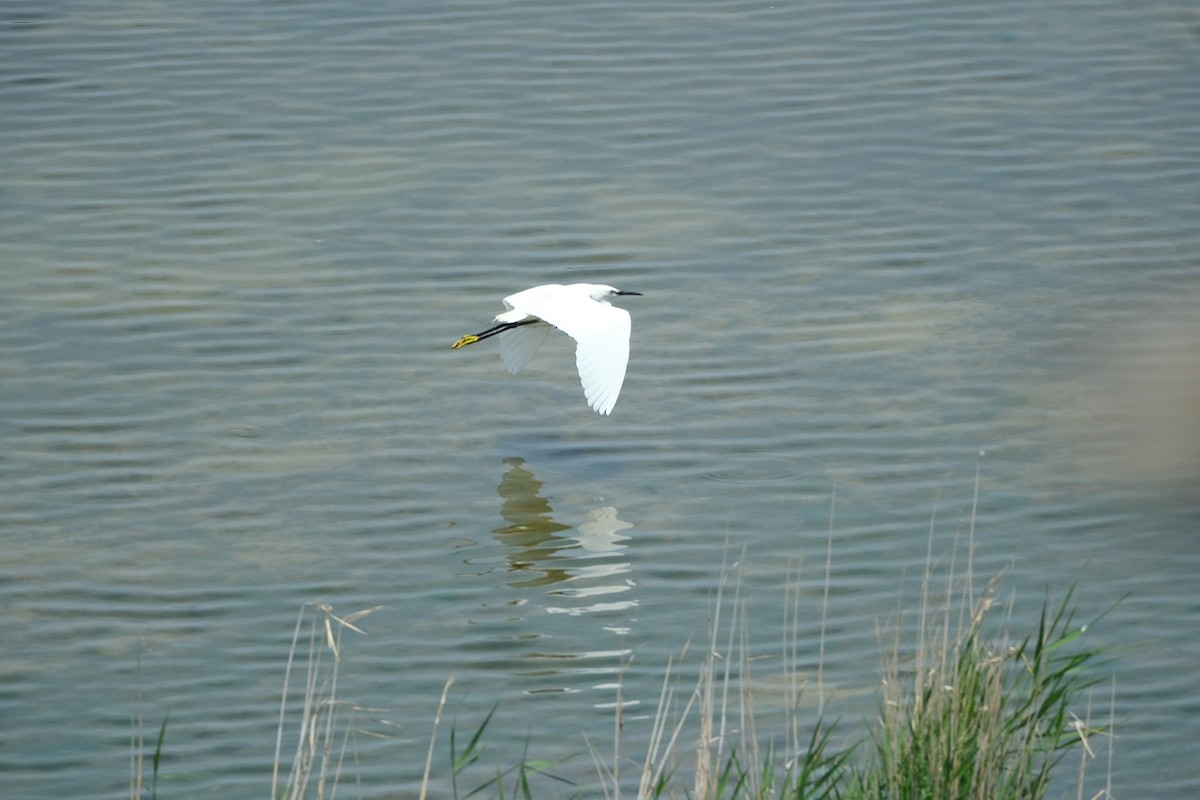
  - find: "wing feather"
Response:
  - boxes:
[574,316,630,414]
[499,322,551,374]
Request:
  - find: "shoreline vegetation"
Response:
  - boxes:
[133,491,1116,799]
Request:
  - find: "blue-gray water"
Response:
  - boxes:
[3,1,1198,797]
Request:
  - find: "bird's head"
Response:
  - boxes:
[591,285,644,303]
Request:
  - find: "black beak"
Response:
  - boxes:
[615,290,643,296]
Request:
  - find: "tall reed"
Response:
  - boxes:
[589,544,852,800]
[271,602,382,800]
[846,532,1112,800]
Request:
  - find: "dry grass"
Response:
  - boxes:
[849,570,1111,800]
[134,469,1114,800]
[845,467,1115,800]
[589,542,850,800]
[271,602,383,800]
[129,638,169,800]
[582,470,1113,800]
[264,529,1110,800]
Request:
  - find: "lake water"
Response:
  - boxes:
[3,1,1198,797]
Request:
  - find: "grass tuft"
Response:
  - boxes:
[847,571,1110,800]
[130,477,1114,799]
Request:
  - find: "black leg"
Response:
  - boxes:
[451,318,541,349]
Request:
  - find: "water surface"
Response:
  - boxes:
[2,1,1199,797]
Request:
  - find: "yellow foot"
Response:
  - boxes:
[451,334,479,349]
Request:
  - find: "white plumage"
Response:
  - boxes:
[451,283,641,415]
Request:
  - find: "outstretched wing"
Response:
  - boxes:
[572,309,630,415]
[510,289,632,415]
[499,322,551,374]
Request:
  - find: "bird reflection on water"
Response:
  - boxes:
[487,457,640,704]
[493,457,574,588]
[493,458,635,611]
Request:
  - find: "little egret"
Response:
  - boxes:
[451,283,642,415]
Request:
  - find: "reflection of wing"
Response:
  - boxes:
[509,289,632,415]
[576,506,634,553]
[499,322,551,374]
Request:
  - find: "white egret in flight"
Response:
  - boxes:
[451,283,642,415]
